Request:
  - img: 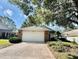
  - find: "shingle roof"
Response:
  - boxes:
[0,23,12,32]
[0,23,9,30]
[63,29,78,37]
[20,26,51,31]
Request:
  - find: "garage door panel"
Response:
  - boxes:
[22,31,44,42]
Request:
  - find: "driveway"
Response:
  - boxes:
[0,42,55,59]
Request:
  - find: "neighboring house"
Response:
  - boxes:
[0,16,16,39]
[19,26,53,43]
[0,23,12,39]
[63,29,78,43]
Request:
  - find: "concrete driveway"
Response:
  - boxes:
[0,42,55,59]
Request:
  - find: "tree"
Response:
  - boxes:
[10,0,78,30]
[73,0,78,8]
[43,0,78,29]
[10,0,34,15]
[44,0,78,23]
[21,8,53,27]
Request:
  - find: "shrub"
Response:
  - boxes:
[9,37,22,43]
[50,37,58,41]
[48,42,56,46]
[59,38,70,42]
[49,41,73,52]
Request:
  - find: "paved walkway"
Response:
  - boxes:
[0,42,55,59]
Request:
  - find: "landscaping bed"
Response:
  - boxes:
[48,41,78,59]
[0,39,12,49]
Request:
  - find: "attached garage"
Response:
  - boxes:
[19,26,50,43]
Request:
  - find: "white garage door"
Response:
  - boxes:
[22,31,44,42]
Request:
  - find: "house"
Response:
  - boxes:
[0,23,12,39]
[63,29,78,43]
[19,26,52,43]
[0,16,16,39]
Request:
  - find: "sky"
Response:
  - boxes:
[0,0,27,29]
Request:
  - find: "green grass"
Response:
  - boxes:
[0,39,12,49]
[48,41,78,59]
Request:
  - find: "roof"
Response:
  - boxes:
[0,23,9,30]
[0,23,12,32]
[0,29,12,32]
[63,29,78,37]
[20,26,51,31]
[41,25,54,31]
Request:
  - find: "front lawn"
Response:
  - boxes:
[0,39,12,49]
[48,41,78,59]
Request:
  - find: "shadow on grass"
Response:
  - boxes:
[68,54,78,59]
